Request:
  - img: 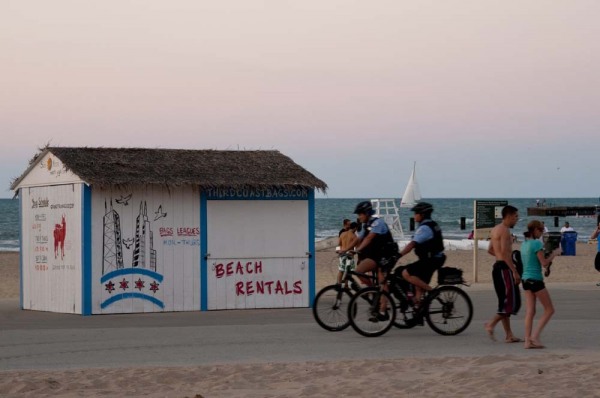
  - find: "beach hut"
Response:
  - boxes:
[11,147,327,315]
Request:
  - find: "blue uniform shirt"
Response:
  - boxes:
[357,217,389,240]
[412,218,444,258]
[413,222,434,244]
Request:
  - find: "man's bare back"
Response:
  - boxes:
[340,229,357,251]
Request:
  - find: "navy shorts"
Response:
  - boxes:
[522,279,546,293]
[405,255,446,284]
[492,261,521,315]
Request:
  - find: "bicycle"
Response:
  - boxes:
[347,265,473,337]
[312,253,377,332]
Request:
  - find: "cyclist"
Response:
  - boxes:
[399,202,446,307]
[347,201,399,321]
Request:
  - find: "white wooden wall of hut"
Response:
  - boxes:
[91,186,200,314]
[21,184,83,313]
[15,152,82,189]
[206,200,309,310]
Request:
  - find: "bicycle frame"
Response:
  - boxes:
[338,254,378,290]
[352,267,473,335]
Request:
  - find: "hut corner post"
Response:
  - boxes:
[308,189,315,307]
[473,200,478,283]
[200,191,208,311]
[19,189,23,309]
[81,184,92,315]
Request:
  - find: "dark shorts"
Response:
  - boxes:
[522,279,546,293]
[595,252,600,272]
[492,261,521,316]
[362,251,399,273]
[405,255,446,284]
[378,254,400,272]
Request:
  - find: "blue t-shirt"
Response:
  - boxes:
[521,239,544,281]
[357,217,389,239]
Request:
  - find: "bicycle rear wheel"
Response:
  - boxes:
[348,287,396,337]
[424,285,473,336]
[312,285,353,331]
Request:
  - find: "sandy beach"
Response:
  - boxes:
[3,242,599,299]
[0,252,19,299]
[1,353,599,397]
[1,245,599,397]
[314,240,600,289]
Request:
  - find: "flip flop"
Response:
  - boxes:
[505,337,523,343]
[524,342,545,349]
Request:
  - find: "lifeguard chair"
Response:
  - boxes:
[371,199,404,240]
[370,162,421,241]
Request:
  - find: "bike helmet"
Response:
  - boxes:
[353,201,374,215]
[410,202,434,214]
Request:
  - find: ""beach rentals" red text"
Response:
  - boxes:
[214,260,303,296]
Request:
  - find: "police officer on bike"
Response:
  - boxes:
[348,201,399,321]
[399,202,446,306]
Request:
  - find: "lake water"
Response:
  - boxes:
[1,197,599,251]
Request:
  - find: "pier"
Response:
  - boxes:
[527,205,600,217]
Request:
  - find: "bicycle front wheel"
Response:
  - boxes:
[424,286,473,336]
[312,285,353,331]
[348,287,396,337]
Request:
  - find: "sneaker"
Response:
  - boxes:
[596,282,600,287]
[415,314,424,326]
[368,312,390,322]
[413,299,425,313]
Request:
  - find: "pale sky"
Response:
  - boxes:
[2,1,599,198]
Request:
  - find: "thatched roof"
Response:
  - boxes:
[11,147,327,192]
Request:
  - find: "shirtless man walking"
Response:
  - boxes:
[485,205,522,343]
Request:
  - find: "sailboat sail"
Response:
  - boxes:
[400,162,421,207]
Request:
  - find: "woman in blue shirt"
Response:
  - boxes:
[521,220,560,349]
[590,222,600,286]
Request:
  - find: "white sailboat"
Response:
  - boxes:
[400,162,421,207]
[371,162,421,240]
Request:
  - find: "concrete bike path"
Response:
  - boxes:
[1,284,598,371]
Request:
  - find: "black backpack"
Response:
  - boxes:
[512,250,524,276]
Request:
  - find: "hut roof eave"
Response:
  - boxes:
[10,146,328,193]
